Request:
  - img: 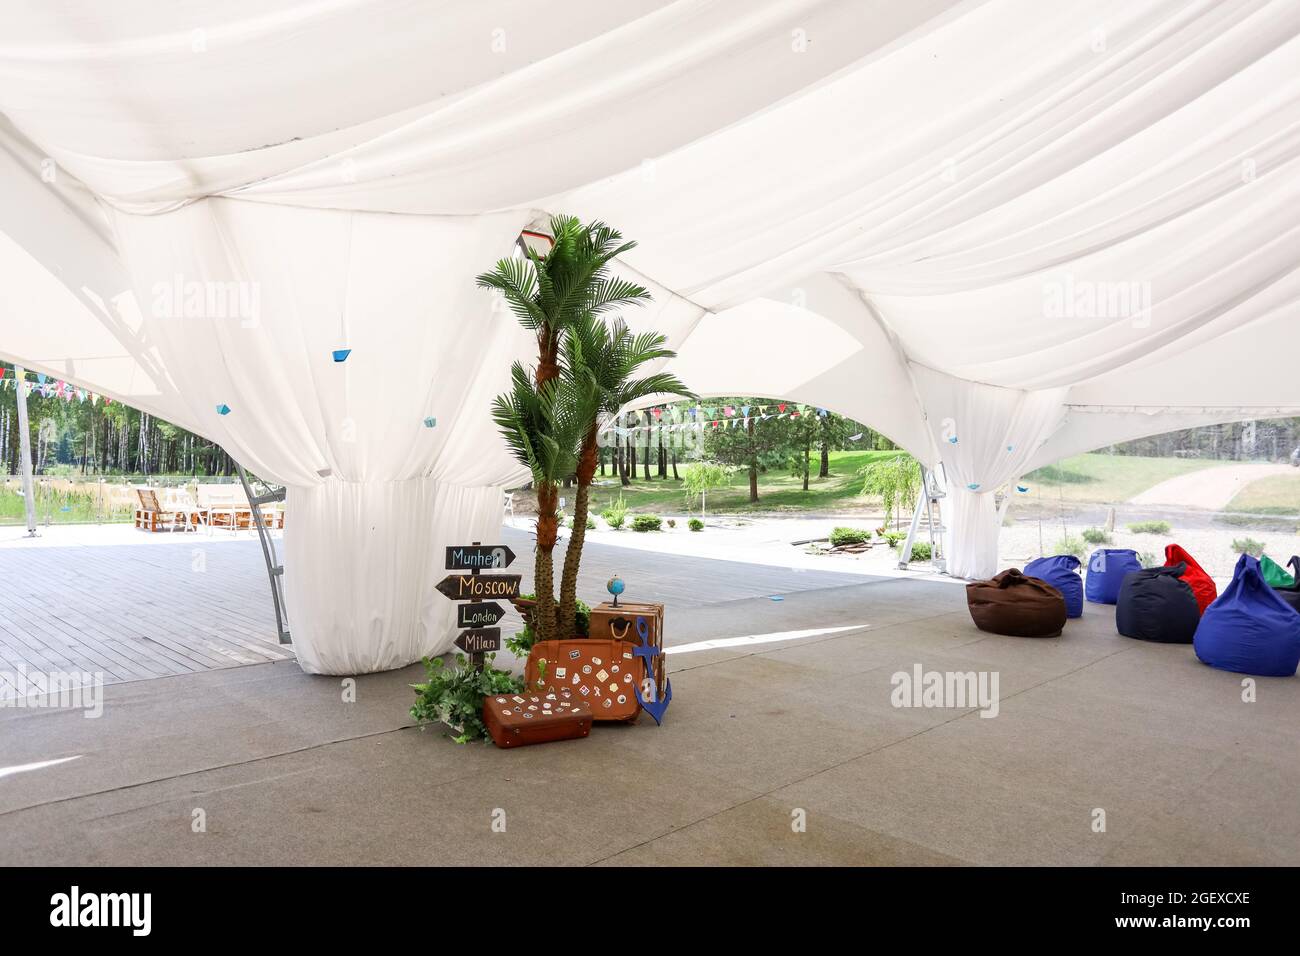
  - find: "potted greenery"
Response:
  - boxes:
[409,654,523,744]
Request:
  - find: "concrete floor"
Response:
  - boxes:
[2,533,1299,865]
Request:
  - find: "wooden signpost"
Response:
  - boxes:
[437,542,516,668]
[457,601,507,628]
[455,628,501,654]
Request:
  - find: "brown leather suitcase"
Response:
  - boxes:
[588,601,666,699]
[483,688,593,748]
[525,639,646,721]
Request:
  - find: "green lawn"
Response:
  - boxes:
[1226,472,1300,515]
[1022,453,1229,504]
[0,485,133,524]
[584,449,903,517]
[576,450,1237,519]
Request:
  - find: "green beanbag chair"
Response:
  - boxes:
[1260,554,1296,589]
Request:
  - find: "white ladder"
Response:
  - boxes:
[899,463,947,573]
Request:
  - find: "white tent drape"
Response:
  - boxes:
[2,0,1297,672]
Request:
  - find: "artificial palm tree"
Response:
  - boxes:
[556,315,694,637]
[491,361,596,644]
[476,215,650,389]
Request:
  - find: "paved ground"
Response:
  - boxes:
[1129,462,1295,510]
[2,524,1299,865]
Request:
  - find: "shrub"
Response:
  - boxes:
[905,541,932,562]
[858,454,921,530]
[688,518,704,532]
[1232,537,1266,557]
[829,526,871,547]
[1055,535,1086,558]
[585,516,596,530]
[884,531,905,548]
[1137,551,1158,568]
[1127,520,1171,535]
[1081,527,1110,545]
[409,654,523,744]
[601,494,628,530]
[632,514,662,533]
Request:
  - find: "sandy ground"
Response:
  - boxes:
[1128,462,1295,509]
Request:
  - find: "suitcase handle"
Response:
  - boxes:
[609,618,632,639]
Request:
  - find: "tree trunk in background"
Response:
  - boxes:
[642,427,651,480]
[617,443,629,486]
[671,449,679,480]
[747,417,759,503]
[628,439,636,482]
[657,429,666,478]
[819,439,830,478]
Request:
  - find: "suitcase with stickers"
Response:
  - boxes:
[525,639,647,722]
[483,689,593,748]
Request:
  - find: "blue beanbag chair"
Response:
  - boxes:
[1085,548,1142,605]
[1194,555,1300,677]
[1024,555,1083,618]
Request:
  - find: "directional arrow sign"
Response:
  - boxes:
[436,573,521,602]
[457,601,507,629]
[445,544,516,571]
[455,628,501,654]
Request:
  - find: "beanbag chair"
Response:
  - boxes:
[1115,563,1200,644]
[967,569,1067,638]
[1085,549,1142,605]
[1024,555,1084,618]
[1194,555,1300,677]
[1163,544,1217,614]
[1260,554,1296,588]
[1272,556,1300,615]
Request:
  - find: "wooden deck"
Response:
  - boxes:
[0,534,289,699]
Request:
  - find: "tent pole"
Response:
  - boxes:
[13,365,38,536]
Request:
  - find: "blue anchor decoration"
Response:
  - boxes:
[630,615,671,726]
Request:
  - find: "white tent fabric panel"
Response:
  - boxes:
[1,0,1297,672]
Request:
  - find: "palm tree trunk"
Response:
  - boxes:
[558,426,599,638]
[534,482,559,642]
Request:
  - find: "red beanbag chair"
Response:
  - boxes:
[1164,544,1216,614]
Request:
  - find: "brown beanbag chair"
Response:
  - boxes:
[966,569,1067,637]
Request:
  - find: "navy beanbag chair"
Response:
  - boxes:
[1085,548,1142,605]
[1024,555,1083,618]
[1116,563,1200,644]
[1194,555,1300,677]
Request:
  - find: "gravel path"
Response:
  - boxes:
[1128,462,1294,510]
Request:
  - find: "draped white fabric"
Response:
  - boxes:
[910,366,1070,579]
[1,1,1297,671]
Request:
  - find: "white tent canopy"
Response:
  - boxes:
[1,0,1296,672]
